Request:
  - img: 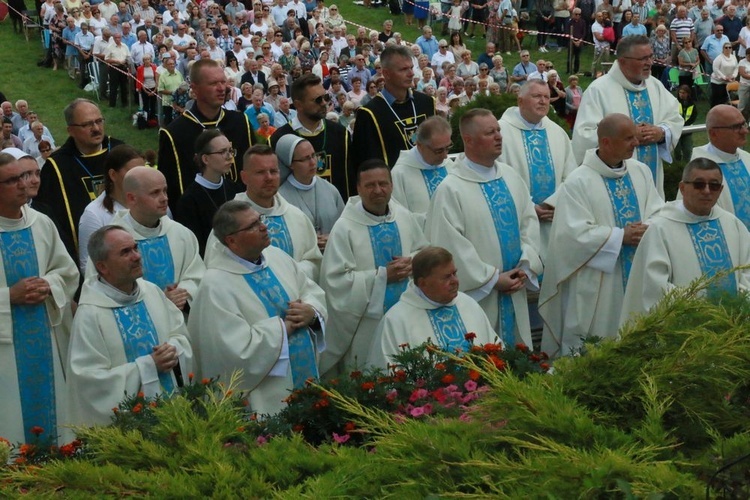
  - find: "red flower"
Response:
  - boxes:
[350,370,362,380]
[468,369,481,381]
[132,403,143,414]
[188,372,194,381]
[320,390,330,399]
[201,378,211,385]
[515,343,529,353]
[489,354,506,371]
[137,392,145,399]
[30,426,44,436]
[360,381,375,391]
[394,370,407,382]
[441,374,455,384]
[19,444,34,456]
[112,407,119,414]
[292,424,304,433]
[59,443,76,457]
[530,354,540,362]
[483,343,502,354]
[344,421,356,432]
[313,399,330,409]
[398,342,410,350]
[465,332,477,342]
[435,363,446,371]
[540,363,550,371]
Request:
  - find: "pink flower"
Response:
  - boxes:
[445,384,458,392]
[332,432,351,444]
[459,413,473,422]
[256,436,268,446]
[386,389,398,402]
[464,380,478,392]
[422,403,433,415]
[409,388,429,402]
[410,406,425,418]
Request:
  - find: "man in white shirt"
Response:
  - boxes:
[431,39,455,79]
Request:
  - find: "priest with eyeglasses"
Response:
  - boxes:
[621,157,750,325]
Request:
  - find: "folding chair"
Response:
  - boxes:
[667,67,680,91]
[86,61,101,101]
[22,10,42,43]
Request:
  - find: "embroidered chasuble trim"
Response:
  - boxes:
[624,89,658,182]
[602,174,641,291]
[113,301,175,394]
[264,215,295,256]
[479,179,522,345]
[686,219,737,297]
[367,221,407,312]
[138,234,176,290]
[420,167,447,198]
[0,228,57,445]
[242,268,319,388]
[427,305,470,352]
[521,129,556,205]
[719,159,750,229]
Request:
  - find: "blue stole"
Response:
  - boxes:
[718,159,750,229]
[521,129,556,205]
[264,215,294,257]
[0,228,57,445]
[368,221,407,312]
[113,300,175,395]
[624,89,659,183]
[602,174,641,291]
[243,267,319,388]
[420,167,447,198]
[427,305,470,352]
[480,178,522,345]
[686,219,737,297]
[138,234,175,290]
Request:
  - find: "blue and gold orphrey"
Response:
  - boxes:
[603,174,641,290]
[427,305,470,352]
[521,129,556,205]
[138,235,175,290]
[264,215,295,257]
[368,221,407,313]
[624,89,658,182]
[686,218,737,297]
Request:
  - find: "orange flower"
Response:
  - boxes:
[435,363,446,371]
[441,374,455,384]
[137,392,145,399]
[112,407,119,414]
[483,343,502,354]
[489,355,506,371]
[540,362,550,371]
[344,421,356,432]
[468,369,481,381]
[19,444,33,456]
[188,372,195,381]
[515,343,529,353]
[202,378,211,385]
[149,401,158,408]
[132,403,143,414]
[394,370,407,382]
[59,443,76,457]
[361,381,375,391]
[30,426,44,436]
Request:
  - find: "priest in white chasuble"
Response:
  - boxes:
[621,158,750,325]
[369,247,497,370]
[391,115,455,229]
[571,35,683,199]
[68,226,193,427]
[208,144,322,282]
[426,108,542,349]
[189,201,327,416]
[0,151,79,446]
[498,79,578,261]
[539,114,664,358]
[84,167,206,312]
[320,159,427,375]
[689,105,750,230]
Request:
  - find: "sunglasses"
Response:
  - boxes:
[313,94,332,104]
[684,181,723,192]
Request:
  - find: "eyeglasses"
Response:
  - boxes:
[424,142,453,155]
[206,147,237,158]
[292,153,317,163]
[228,215,267,235]
[621,54,655,62]
[313,94,332,104]
[724,46,733,49]
[683,180,723,192]
[0,170,33,186]
[330,7,337,10]
[234,40,242,44]
[713,121,748,131]
[69,117,105,129]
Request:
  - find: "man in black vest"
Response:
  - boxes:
[270,73,351,200]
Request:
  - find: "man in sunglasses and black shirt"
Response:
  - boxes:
[621,156,750,323]
[270,73,351,200]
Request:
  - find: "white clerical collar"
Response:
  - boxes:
[225,246,267,271]
[410,146,441,169]
[291,116,324,135]
[288,174,317,191]
[515,108,543,130]
[195,173,224,189]
[707,142,740,162]
[676,199,714,221]
[0,210,26,228]
[97,276,140,304]
[464,157,497,181]
[414,286,451,307]
[356,200,389,222]
[126,212,162,237]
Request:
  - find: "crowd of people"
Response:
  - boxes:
[2,0,750,451]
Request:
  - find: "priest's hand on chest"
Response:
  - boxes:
[623,222,648,246]
[495,268,527,294]
[9,277,51,305]
[284,300,316,331]
[151,342,179,373]
[386,256,412,283]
